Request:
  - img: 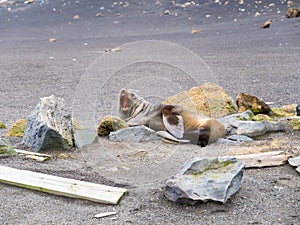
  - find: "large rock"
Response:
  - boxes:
[164,157,245,204]
[6,119,27,137]
[109,125,160,142]
[163,82,237,118]
[22,96,73,152]
[0,138,16,158]
[97,115,129,136]
[236,93,271,115]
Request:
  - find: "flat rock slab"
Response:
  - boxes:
[109,126,160,142]
[74,128,98,149]
[164,157,245,204]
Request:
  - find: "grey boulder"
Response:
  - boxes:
[109,125,160,142]
[22,95,73,152]
[164,157,245,204]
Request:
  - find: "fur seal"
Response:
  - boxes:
[118,89,226,146]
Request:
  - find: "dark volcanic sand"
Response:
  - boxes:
[0,0,299,224]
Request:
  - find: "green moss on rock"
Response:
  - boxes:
[0,138,16,158]
[6,119,27,137]
[0,122,6,129]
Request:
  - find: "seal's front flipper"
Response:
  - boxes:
[161,105,184,139]
[156,131,190,143]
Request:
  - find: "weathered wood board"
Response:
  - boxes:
[220,151,293,168]
[0,166,127,204]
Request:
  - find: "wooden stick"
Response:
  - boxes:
[0,166,127,205]
[219,151,294,168]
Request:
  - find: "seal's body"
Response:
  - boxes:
[118,89,226,146]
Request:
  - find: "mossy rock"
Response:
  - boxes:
[0,138,16,158]
[271,104,297,118]
[236,93,271,115]
[6,119,27,137]
[252,114,273,122]
[287,118,300,130]
[0,122,6,129]
[97,115,129,136]
[163,82,238,118]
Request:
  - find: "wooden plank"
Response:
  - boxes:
[220,151,294,168]
[0,166,127,204]
[14,149,52,157]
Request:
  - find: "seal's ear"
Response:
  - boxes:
[162,105,184,139]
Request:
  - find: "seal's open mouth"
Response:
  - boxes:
[121,95,130,111]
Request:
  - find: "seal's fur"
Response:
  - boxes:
[118,89,226,146]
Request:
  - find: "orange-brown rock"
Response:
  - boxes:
[97,115,128,136]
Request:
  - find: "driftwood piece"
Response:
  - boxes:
[220,151,293,168]
[14,149,51,162]
[0,166,127,205]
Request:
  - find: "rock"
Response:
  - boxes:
[286,8,300,18]
[296,104,300,116]
[0,138,16,158]
[97,115,129,136]
[271,104,297,117]
[288,156,300,167]
[218,110,254,134]
[227,134,253,142]
[163,82,237,118]
[288,156,300,173]
[74,128,98,149]
[263,120,285,132]
[236,93,271,115]
[0,122,6,129]
[286,118,300,130]
[6,119,27,137]
[22,95,73,152]
[109,126,160,142]
[164,157,245,204]
[236,120,284,137]
[261,19,272,28]
[236,121,267,137]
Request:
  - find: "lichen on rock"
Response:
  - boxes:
[0,122,6,129]
[163,82,237,118]
[271,104,297,118]
[6,119,27,137]
[97,115,129,136]
[236,93,271,115]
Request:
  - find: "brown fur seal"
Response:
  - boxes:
[118,89,226,146]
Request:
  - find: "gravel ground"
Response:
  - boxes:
[0,0,299,224]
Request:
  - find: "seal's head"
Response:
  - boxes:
[118,89,144,119]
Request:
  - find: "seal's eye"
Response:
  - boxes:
[131,93,136,99]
